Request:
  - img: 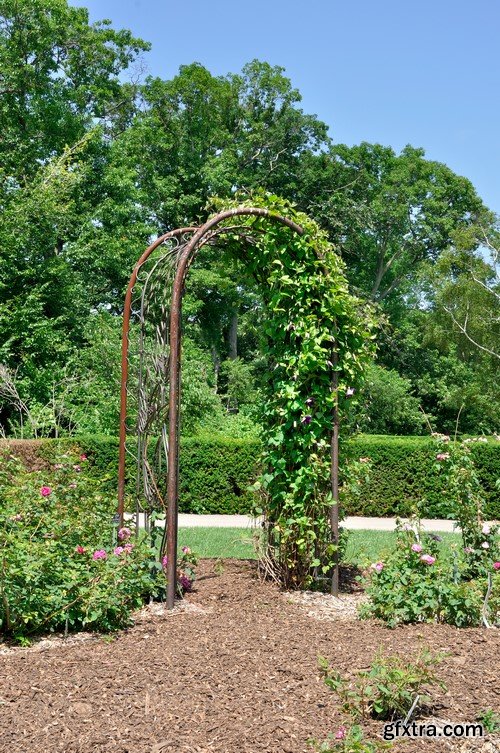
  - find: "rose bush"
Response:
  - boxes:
[361,519,499,628]
[0,449,195,640]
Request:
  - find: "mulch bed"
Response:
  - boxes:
[0,560,499,753]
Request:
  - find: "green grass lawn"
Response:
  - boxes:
[178,527,462,565]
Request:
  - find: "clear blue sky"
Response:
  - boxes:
[73,0,500,214]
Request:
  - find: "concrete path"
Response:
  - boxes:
[175,513,462,532]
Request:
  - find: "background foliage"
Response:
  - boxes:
[0,0,498,440]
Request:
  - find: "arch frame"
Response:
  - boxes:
[118,207,340,608]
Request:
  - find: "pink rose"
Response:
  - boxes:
[75,545,86,554]
[162,555,168,569]
[73,465,81,472]
[420,554,436,565]
[80,454,87,461]
[370,561,384,573]
[118,527,131,541]
[124,543,134,553]
[114,546,124,556]
[493,562,500,571]
[411,543,423,553]
[40,486,52,497]
[334,726,347,740]
[436,453,450,461]
[92,549,107,560]
[181,546,191,555]
[482,524,491,535]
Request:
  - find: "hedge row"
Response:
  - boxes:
[1,435,499,519]
[348,435,499,519]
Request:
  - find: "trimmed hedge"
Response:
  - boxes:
[1,434,498,519]
[348,435,499,520]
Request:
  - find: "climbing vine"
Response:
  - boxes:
[211,195,376,588]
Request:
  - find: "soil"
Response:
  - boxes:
[0,559,499,753]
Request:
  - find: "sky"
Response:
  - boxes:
[72,0,500,214]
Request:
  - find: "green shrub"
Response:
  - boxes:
[319,649,445,721]
[1,434,499,519]
[0,449,162,639]
[348,435,500,519]
[178,435,260,514]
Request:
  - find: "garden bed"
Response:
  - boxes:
[0,560,498,753]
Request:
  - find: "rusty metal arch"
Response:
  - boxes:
[118,207,340,608]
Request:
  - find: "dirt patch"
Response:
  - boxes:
[285,589,366,621]
[0,439,51,471]
[0,560,498,753]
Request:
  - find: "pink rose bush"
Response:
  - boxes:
[0,449,164,638]
[361,510,500,628]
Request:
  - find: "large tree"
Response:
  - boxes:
[293,143,486,307]
[0,0,148,180]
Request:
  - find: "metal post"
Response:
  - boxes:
[330,344,340,597]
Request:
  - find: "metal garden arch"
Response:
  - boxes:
[117,207,340,609]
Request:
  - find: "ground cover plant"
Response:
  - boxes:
[319,649,446,722]
[312,724,391,753]
[312,649,446,752]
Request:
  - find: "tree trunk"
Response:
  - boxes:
[211,346,220,392]
[228,310,238,360]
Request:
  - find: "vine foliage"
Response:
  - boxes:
[211,195,375,588]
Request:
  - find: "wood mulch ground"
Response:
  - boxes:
[0,560,499,753]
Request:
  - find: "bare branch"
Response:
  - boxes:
[443,306,500,360]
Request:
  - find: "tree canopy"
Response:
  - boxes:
[0,0,498,438]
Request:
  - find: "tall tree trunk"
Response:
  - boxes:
[228,310,238,360]
[211,346,220,392]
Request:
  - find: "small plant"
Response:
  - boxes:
[319,649,446,722]
[312,725,391,752]
[477,708,500,734]
[161,545,198,595]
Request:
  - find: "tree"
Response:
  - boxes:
[430,216,500,362]
[0,1,148,427]
[0,0,148,181]
[294,143,486,307]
